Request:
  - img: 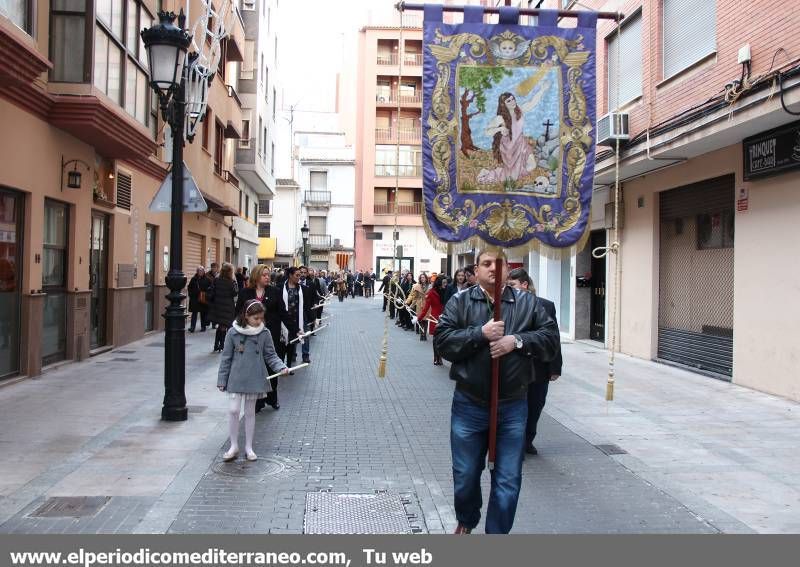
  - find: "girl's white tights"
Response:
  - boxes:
[228,395,257,454]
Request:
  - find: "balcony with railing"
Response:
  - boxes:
[377,53,398,65]
[308,234,332,249]
[403,53,423,67]
[374,201,423,216]
[375,90,422,106]
[375,164,422,177]
[375,127,421,144]
[304,190,331,207]
[222,169,240,189]
[226,84,243,108]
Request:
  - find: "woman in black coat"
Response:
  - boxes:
[236,265,299,410]
[209,262,238,352]
[187,266,211,332]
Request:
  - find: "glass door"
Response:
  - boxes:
[90,212,109,349]
[42,200,69,365]
[144,224,156,332]
[0,189,22,378]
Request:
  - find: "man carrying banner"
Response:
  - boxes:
[434,249,559,534]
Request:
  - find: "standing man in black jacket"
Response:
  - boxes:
[434,250,559,534]
[506,267,563,456]
[379,271,392,313]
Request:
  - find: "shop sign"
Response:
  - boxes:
[743,120,800,180]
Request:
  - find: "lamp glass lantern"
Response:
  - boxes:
[141,11,191,95]
[67,167,82,189]
[301,221,310,242]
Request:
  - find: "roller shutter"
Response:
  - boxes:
[658,174,734,377]
[185,232,204,275]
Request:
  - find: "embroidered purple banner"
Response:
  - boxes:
[422,6,598,250]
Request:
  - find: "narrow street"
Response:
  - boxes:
[1,296,797,534]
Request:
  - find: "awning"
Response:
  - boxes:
[224,120,241,139]
[225,37,244,63]
[201,190,238,216]
[258,237,277,260]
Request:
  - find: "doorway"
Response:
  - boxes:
[0,188,23,378]
[90,212,109,350]
[144,224,157,332]
[589,230,606,342]
[42,200,69,365]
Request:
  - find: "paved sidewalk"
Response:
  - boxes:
[0,295,796,533]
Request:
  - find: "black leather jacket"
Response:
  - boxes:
[434,285,560,403]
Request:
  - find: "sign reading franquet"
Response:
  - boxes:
[743,120,800,180]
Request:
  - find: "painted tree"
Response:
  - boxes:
[458,66,513,157]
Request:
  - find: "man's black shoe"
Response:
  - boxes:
[302,356,311,364]
[525,444,538,455]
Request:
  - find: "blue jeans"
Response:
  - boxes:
[301,322,312,359]
[450,388,527,534]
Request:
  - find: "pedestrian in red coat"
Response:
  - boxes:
[418,276,446,365]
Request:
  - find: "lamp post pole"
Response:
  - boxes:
[162,76,188,422]
[141,10,193,421]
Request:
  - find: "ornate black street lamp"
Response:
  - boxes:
[300,221,310,266]
[141,11,194,421]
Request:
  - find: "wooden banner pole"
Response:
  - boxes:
[487,256,503,470]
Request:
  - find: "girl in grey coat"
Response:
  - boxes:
[217,299,288,462]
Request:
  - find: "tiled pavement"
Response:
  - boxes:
[2,295,796,533]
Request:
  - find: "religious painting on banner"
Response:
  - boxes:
[422,6,598,253]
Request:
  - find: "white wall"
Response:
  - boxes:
[370,225,446,275]
[273,184,301,257]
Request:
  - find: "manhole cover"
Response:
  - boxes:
[29,497,110,518]
[595,443,628,455]
[211,457,285,478]
[304,492,413,534]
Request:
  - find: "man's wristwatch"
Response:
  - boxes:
[513,335,523,350]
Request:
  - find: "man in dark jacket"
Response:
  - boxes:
[434,250,559,534]
[379,271,392,313]
[507,268,563,456]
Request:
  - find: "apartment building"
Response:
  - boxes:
[354,23,447,277]
[0,0,246,380]
[235,0,280,268]
[527,0,800,400]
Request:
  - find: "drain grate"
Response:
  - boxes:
[111,357,139,362]
[29,497,110,518]
[186,405,207,413]
[595,444,628,455]
[147,343,164,347]
[114,349,136,354]
[304,492,413,534]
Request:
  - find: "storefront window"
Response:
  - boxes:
[42,200,69,365]
[0,189,22,378]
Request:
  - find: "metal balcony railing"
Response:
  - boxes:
[403,53,423,66]
[374,201,423,215]
[308,234,332,249]
[304,190,331,206]
[375,164,422,177]
[375,127,421,144]
[377,53,398,65]
[222,169,240,188]
[375,91,421,105]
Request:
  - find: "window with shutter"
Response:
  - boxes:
[663,0,716,80]
[258,222,271,237]
[116,172,132,210]
[607,12,642,110]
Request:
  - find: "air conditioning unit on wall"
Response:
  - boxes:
[597,112,630,146]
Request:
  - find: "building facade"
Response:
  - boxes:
[524,0,800,401]
[235,0,281,268]
[296,130,356,272]
[0,0,247,381]
[354,24,447,278]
